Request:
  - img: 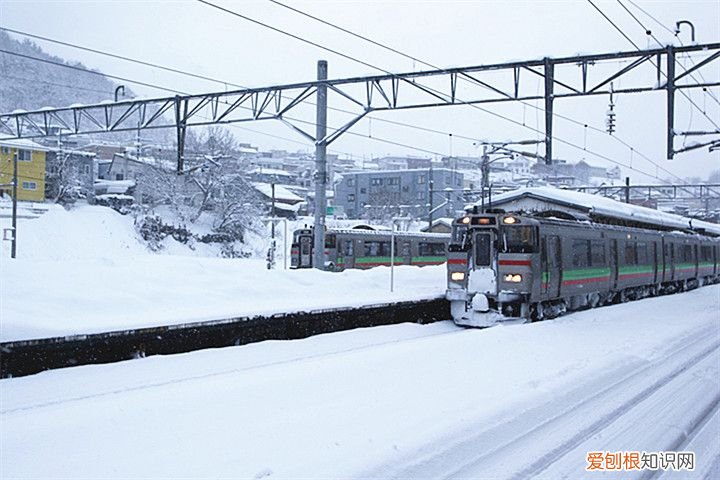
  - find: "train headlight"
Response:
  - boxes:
[504,273,523,282]
[461,216,471,224]
[451,271,466,281]
[503,216,518,224]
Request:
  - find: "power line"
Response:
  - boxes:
[0,48,185,95]
[197,1,680,183]
[0,46,446,159]
[587,0,720,131]
[620,0,720,107]
[0,26,483,152]
[262,0,687,182]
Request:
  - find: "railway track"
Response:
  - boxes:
[366,325,720,479]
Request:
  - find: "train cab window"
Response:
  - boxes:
[419,242,446,256]
[364,241,391,257]
[343,240,354,256]
[450,225,469,250]
[571,239,591,267]
[474,233,492,266]
[501,226,537,253]
[590,240,606,266]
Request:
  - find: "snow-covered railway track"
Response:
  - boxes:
[373,326,720,480]
[1,321,464,415]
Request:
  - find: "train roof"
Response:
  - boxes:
[326,228,450,239]
[482,187,720,237]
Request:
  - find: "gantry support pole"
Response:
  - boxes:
[313,60,328,270]
[544,57,554,164]
[666,46,676,160]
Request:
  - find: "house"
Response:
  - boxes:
[420,217,454,233]
[335,168,465,220]
[0,139,49,202]
[252,182,304,218]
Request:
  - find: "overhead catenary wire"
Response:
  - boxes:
[260,0,691,183]
[620,0,720,107]
[0,26,484,153]
[0,8,687,183]
[0,47,449,159]
[587,0,720,132]
[197,1,677,183]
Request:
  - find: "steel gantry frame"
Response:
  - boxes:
[2,43,718,170]
[2,44,719,268]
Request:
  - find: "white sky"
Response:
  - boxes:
[1,0,718,183]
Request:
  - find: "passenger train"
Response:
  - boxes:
[446,209,720,327]
[291,225,450,271]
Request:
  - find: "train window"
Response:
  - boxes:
[700,246,712,262]
[401,242,411,256]
[636,242,649,264]
[590,240,606,266]
[625,242,637,265]
[502,226,537,253]
[571,239,591,267]
[325,234,336,249]
[474,233,492,266]
[343,240,354,256]
[419,242,446,256]
[683,245,693,262]
[363,241,391,256]
[451,225,469,250]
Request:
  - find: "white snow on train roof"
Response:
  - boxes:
[484,186,720,236]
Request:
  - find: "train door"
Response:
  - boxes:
[341,238,355,269]
[299,235,313,268]
[664,242,674,280]
[546,235,562,298]
[467,230,496,294]
[400,240,412,265]
[609,239,619,290]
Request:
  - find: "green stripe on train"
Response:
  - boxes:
[562,268,610,280]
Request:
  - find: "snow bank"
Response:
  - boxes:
[0,204,445,342]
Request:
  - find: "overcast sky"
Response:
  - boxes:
[1,0,718,183]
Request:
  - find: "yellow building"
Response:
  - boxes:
[0,139,48,202]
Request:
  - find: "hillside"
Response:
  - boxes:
[0,30,132,112]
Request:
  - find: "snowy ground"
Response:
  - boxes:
[2,285,718,479]
[2,201,719,479]
[0,203,444,342]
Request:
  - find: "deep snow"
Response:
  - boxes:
[1,201,719,480]
[0,203,445,342]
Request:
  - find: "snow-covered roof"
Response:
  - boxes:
[252,183,303,203]
[486,186,720,236]
[0,138,50,151]
[248,167,295,177]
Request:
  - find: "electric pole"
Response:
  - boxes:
[11,151,18,258]
[313,60,328,270]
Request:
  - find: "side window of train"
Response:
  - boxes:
[625,241,637,265]
[364,241,391,256]
[636,242,649,264]
[401,242,411,257]
[683,244,693,262]
[344,240,354,256]
[325,234,336,249]
[419,242,445,256]
[590,240,605,266]
[571,239,590,268]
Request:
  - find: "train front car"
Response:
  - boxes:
[446,213,539,327]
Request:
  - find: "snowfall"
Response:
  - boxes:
[1,202,719,479]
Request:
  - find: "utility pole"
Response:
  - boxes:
[428,167,434,230]
[313,60,328,270]
[625,177,631,204]
[11,151,17,258]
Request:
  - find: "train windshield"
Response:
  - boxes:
[501,226,538,253]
